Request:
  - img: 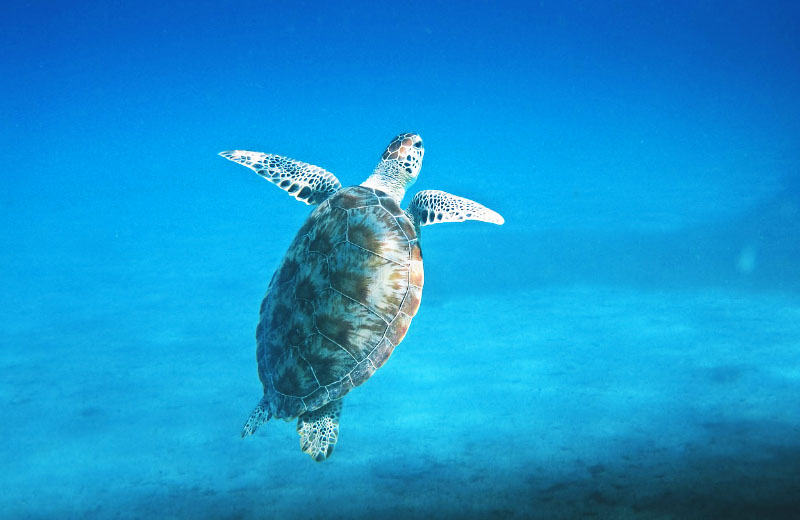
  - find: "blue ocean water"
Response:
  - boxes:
[2,1,800,518]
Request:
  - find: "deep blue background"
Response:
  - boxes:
[2,1,800,518]
[3,1,799,296]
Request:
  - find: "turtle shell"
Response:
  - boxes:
[255,186,424,419]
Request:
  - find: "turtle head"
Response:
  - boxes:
[361,133,424,202]
[381,133,424,181]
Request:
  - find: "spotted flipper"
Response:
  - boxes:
[220,151,342,205]
[297,399,342,462]
[407,190,504,226]
[241,399,271,438]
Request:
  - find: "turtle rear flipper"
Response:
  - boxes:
[297,400,343,462]
[241,399,272,438]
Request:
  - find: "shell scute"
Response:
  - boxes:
[367,338,394,370]
[400,284,422,317]
[299,334,357,387]
[308,207,347,255]
[333,188,379,210]
[348,205,410,264]
[294,252,329,301]
[276,256,300,285]
[287,300,315,346]
[386,312,413,345]
[378,195,403,217]
[329,242,407,322]
[350,359,376,387]
[326,375,353,400]
[272,348,318,398]
[409,259,424,287]
[395,215,416,240]
[302,386,329,412]
[314,288,386,361]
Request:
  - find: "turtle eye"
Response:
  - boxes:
[413,141,423,148]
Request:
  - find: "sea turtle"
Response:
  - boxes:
[220,133,503,461]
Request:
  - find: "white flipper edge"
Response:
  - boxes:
[407,190,504,226]
[220,150,342,205]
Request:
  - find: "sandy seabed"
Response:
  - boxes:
[2,284,799,519]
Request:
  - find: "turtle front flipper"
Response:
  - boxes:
[297,399,343,462]
[407,190,504,226]
[219,151,342,205]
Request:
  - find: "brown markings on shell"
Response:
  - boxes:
[348,206,410,265]
[255,310,267,341]
[294,252,329,302]
[287,300,314,346]
[368,338,394,370]
[271,347,317,397]
[344,218,382,261]
[276,257,300,285]
[312,305,354,354]
[326,375,353,400]
[410,242,422,262]
[378,196,404,217]
[261,281,295,336]
[386,312,413,345]
[328,242,371,306]
[400,284,422,317]
[308,207,347,255]
[286,231,310,258]
[395,216,416,241]
[259,290,271,314]
[333,188,378,210]
[299,334,357,387]
[295,208,318,237]
[255,331,271,391]
[349,359,375,387]
[409,259,424,287]
[329,242,407,323]
[262,377,279,411]
[270,299,292,329]
[303,386,328,412]
[257,187,426,415]
[257,327,283,371]
[278,394,304,419]
[270,392,285,416]
[313,288,386,361]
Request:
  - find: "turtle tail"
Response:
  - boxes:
[241,399,272,438]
